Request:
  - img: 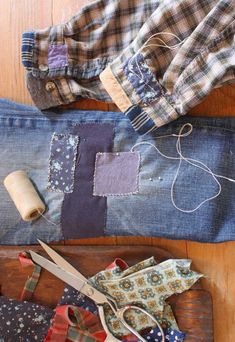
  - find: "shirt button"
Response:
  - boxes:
[39,64,49,71]
[45,81,56,92]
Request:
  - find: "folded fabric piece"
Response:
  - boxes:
[0,99,235,244]
[0,296,54,342]
[1,256,193,341]
[88,257,202,337]
[0,297,106,342]
[55,255,200,339]
[44,305,106,342]
[123,328,185,342]
[21,0,235,132]
[57,256,191,340]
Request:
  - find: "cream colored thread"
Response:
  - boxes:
[127,32,185,95]
[131,123,235,213]
[36,208,59,226]
[138,31,185,54]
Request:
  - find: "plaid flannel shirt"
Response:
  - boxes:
[22,0,235,134]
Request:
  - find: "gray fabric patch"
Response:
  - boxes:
[48,133,79,193]
[93,152,140,196]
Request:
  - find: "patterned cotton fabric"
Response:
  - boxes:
[21,0,235,133]
[89,257,202,337]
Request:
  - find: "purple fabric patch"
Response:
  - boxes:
[48,44,68,68]
[61,124,114,239]
[93,152,140,196]
[48,133,79,193]
[0,296,53,341]
[123,53,162,104]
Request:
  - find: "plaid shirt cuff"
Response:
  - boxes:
[100,19,235,135]
[22,28,113,109]
[100,64,179,135]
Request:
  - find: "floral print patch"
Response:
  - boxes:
[123,53,162,104]
[48,133,79,193]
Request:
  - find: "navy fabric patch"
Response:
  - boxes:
[0,296,53,341]
[125,105,156,135]
[61,123,114,239]
[21,31,35,68]
[48,133,79,193]
[123,53,162,104]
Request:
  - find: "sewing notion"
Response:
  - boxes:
[4,170,45,221]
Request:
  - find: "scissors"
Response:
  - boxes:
[29,240,165,342]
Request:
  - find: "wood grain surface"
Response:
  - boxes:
[0,245,213,341]
[0,1,234,341]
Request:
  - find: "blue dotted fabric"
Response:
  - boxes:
[123,53,162,105]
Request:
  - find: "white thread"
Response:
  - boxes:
[131,123,235,213]
[37,208,59,226]
[138,31,185,53]
[127,32,185,94]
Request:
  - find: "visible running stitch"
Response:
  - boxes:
[123,53,163,105]
[47,133,79,193]
[93,152,140,196]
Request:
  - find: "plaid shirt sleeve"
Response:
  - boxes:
[22,0,235,133]
[21,0,160,110]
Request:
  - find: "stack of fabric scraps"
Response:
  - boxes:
[0,254,203,341]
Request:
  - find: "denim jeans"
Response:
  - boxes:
[0,99,234,244]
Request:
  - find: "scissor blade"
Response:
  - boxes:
[29,250,108,305]
[37,239,87,282]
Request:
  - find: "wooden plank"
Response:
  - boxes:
[0,0,52,105]
[189,85,235,117]
[52,0,89,25]
[0,245,213,341]
[186,241,235,342]
[116,237,188,259]
[0,245,173,306]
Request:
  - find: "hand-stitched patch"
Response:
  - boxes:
[48,133,79,193]
[123,53,162,105]
[93,152,140,196]
[61,123,114,239]
[48,44,68,69]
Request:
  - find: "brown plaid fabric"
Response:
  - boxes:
[22,0,235,133]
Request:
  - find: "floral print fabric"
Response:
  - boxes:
[89,257,202,337]
[48,133,79,193]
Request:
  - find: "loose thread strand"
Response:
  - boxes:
[131,123,235,213]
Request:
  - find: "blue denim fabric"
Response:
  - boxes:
[0,99,234,244]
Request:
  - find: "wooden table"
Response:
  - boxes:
[0,1,234,341]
